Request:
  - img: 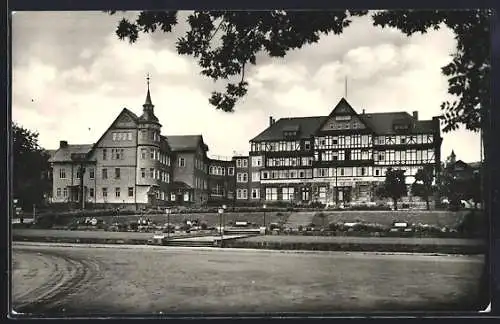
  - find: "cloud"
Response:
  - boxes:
[11,11,481,163]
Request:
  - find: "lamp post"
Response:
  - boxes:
[218,207,224,246]
[165,208,171,240]
[335,167,339,207]
[263,204,267,234]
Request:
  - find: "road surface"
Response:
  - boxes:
[11,242,485,315]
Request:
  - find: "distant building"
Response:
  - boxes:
[207,156,236,205]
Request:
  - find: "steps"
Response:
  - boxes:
[285,212,315,229]
[164,240,216,248]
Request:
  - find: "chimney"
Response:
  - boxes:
[59,140,68,148]
[362,109,365,115]
[412,111,418,120]
[269,116,275,127]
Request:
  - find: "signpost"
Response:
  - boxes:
[263,204,267,234]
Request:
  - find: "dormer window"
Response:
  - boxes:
[394,123,410,132]
[283,131,297,137]
[335,115,351,121]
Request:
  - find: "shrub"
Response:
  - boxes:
[200,222,208,230]
[457,211,485,236]
[309,201,325,209]
[298,225,304,232]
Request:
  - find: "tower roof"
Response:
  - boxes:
[139,73,160,124]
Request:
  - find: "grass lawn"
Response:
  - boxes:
[311,210,474,229]
[12,243,485,314]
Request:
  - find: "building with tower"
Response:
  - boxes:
[48,80,443,209]
[49,76,211,209]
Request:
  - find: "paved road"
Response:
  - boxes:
[11,242,485,315]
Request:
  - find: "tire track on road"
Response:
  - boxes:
[12,248,104,314]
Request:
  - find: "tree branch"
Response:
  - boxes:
[208,19,224,43]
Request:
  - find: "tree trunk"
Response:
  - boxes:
[425,197,430,210]
[392,198,398,210]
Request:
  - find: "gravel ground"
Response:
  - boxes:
[11,242,485,316]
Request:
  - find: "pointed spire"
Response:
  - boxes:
[144,73,153,106]
[139,73,159,124]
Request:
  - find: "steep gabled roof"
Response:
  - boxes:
[316,98,373,132]
[166,135,208,152]
[86,107,139,157]
[360,112,436,135]
[48,144,93,163]
[251,116,326,142]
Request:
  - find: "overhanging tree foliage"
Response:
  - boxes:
[12,123,52,211]
[108,9,491,134]
[376,168,407,210]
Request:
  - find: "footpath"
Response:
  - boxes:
[12,229,485,255]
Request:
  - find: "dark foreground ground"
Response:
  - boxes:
[11,242,485,316]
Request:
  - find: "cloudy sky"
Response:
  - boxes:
[12,11,481,162]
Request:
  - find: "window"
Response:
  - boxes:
[112,148,124,160]
[141,168,146,178]
[251,188,260,199]
[304,141,311,150]
[179,157,185,167]
[252,172,260,182]
[63,187,68,197]
[149,168,154,178]
[59,168,66,179]
[102,187,107,198]
[319,187,327,199]
[128,187,134,197]
[166,173,170,183]
[340,168,345,176]
[236,159,242,168]
[282,187,295,201]
[251,156,262,167]
[115,187,120,198]
[184,192,190,202]
[115,168,120,179]
[262,171,269,179]
[266,187,278,200]
[237,173,248,183]
[236,189,248,199]
[102,168,108,179]
[171,193,176,201]
[56,188,61,197]
[102,149,107,160]
[141,149,147,159]
[89,188,94,198]
[89,168,95,179]
[242,159,248,168]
